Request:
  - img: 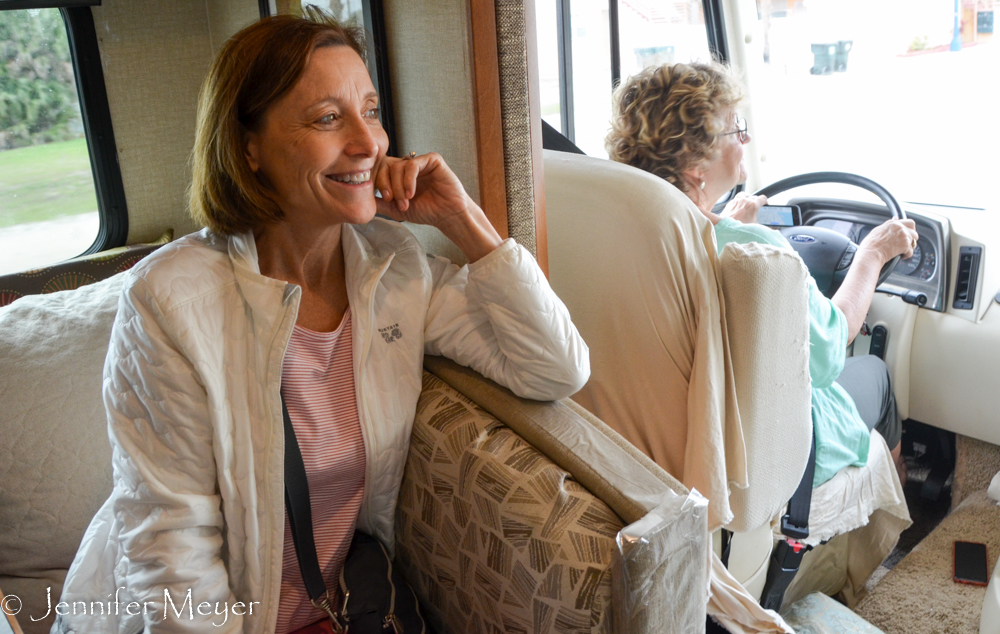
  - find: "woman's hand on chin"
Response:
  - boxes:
[375,152,502,262]
[721,192,767,224]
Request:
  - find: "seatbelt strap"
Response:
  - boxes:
[781,431,816,540]
[282,393,344,630]
[759,431,818,611]
[720,529,733,569]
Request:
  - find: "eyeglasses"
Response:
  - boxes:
[720,116,748,143]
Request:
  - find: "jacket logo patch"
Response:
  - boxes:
[379,323,403,343]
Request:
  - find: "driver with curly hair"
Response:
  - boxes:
[606,61,916,486]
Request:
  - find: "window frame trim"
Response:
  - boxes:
[61,5,129,253]
[555,0,574,142]
[0,1,98,9]
[361,0,396,157]
[701,0,730,62]
[608,0,620,88]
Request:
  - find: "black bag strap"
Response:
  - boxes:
[281,392,341,625]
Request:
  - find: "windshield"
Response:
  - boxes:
[744,0,998,209]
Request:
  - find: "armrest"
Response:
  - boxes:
[423,356,689,523]
[407,357,709,634]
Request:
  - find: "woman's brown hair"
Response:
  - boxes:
[189,11,367,235]
[605,61,743,194]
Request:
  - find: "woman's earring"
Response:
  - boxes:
[700,180,706,190]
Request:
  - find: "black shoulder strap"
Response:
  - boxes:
[281,393,330,603]
[781,432,816,540]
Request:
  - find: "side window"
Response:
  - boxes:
[535,0,716,157]
[0,8,99,275]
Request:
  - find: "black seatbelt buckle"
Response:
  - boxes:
[775,538,809,567]
[781,514,810,540]
[759,539,812,612]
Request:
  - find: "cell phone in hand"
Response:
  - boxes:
[954,540,989,586]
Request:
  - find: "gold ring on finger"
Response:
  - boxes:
[407,151,416,159]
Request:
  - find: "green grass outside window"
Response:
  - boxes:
[0,137,98,229]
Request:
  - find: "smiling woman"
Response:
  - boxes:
[53,11,589,634]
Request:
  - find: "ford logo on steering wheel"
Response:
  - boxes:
[788,234,817,244]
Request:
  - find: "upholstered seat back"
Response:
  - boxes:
[544,149,812,535]
[718,242,812,532]
[401,357,710,634]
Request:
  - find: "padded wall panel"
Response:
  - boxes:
[382,0,479,261]
[92,0,211,244]
[205,0,259,54]
[402,222,468,265]
[93,0,257,246]
[382,0,479,199]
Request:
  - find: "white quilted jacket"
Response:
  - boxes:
[54,220,589,634]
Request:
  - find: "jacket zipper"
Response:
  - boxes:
[336,540,405,634]
[378,540,403,634]
[266,284,302,633]
[356,256,394,536]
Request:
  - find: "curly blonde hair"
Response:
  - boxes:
[605,61,743,194]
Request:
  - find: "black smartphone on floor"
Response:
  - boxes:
[954,540,989,586]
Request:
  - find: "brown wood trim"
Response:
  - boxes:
[523,0,547,275]
[468,0,509,240]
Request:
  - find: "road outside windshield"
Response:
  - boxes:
[748,0,998,209]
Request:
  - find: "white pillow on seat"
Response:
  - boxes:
[0,274,124,633]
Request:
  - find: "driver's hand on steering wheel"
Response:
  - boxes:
[721,192,768,225]
[859,218,918,265]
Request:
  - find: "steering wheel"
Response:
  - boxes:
[754,172,906,296]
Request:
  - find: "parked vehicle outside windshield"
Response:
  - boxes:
[746,0,998,209]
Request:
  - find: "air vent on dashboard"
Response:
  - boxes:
[952,246,981,310]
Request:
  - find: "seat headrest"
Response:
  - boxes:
[543,150,700,241]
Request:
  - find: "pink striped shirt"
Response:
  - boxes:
[276,308,366,634]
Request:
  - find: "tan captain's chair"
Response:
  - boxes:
[544,150,911,618]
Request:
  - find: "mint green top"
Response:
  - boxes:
[715,218,869,486]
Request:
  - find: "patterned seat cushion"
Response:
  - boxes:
[396,372,624,634]
[0,230,171,307]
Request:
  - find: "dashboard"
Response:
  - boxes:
[771,197,1000,448]
[792,199,948,311]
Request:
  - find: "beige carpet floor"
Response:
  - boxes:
[953,435,1000,511]
[854,490,1000,633]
